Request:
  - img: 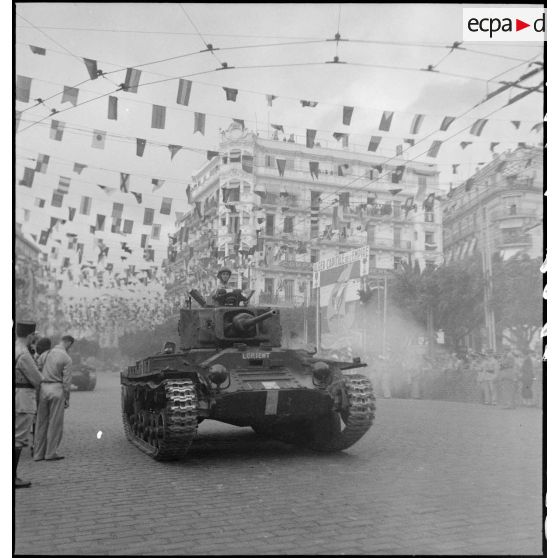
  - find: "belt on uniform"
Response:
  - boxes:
[43,381,63,384]
[16,383,34,389]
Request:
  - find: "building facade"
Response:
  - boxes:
[442,145,543,264]
[164,122,444,306]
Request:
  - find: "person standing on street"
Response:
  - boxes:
[15,321,44,488]
[33,335,74,461]
[497,347,519,409]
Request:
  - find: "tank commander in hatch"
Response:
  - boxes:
[211,268,250,307]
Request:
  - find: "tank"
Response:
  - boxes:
[120,281,375,461]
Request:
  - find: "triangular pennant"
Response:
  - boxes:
[131,191,142,204]
[168,144,182,160]
[470,119,488,136]
[152,178,165,191]
[460,141,472,149]
[379,111,394,132]
[276,158,286,177]
[511,120,521,129]
[83,58,99,80]
[207,150,219,160]
[73,162,86,174]
[30,45,46,55]
[490,142,499,152]
[389,188,402,196]
[300,100,318,107]
[266,94,277,107]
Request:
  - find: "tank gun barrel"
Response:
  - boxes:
[189,289,207,308]
[233,309,277,332]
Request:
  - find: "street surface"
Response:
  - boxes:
[15,371,543,555]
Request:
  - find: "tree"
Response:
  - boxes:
[490,254,542,351]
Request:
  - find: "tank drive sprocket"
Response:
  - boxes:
[122,379,198,461]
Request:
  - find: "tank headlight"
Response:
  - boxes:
[208,364,229,387]
[312,361,332,385]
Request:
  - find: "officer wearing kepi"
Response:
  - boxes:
[14,321,44,488]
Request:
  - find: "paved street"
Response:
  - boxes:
[15,371,543,555]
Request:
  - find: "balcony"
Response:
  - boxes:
[498,234,532,248]
[491,206,540,221]
[257,292,307,307]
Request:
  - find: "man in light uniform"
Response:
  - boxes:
[33,335,74,461]
[15,321,44,488]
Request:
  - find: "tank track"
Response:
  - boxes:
[122,379,198,461]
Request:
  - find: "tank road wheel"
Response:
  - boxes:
[307,374,376,452]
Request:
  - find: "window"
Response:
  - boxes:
[243,211,251,225]
[112,202,123,219]
[283,216,294,233]
[123,219,134,234]
[310,249,320,264]
[96,214,106,232]
[425,211,434,222]
[160,197,172,215]
[228,215,240,234]
[140,234,148,248]
[369,254,376,268]
[143,208,155,226]
[151,224,161,240]
[51,192,64,208]
[285,158,295,170]
[425,231,435,244]
[284,279,294,302]
[393,227,401,248]
[394,256,404,270]
[227,183,240,202]
[393,201,401,218]
[243,182,251,194]
[366,224,375,244]
[264,278,274,294]
[418,175,427,188]
[80,196,91,215]
[265,154,275,168]
[230,149,241,163]
[221,216,226,227]
[265,213,275,236]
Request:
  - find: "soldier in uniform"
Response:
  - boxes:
[210,268,250,307]
[15,321,44,488]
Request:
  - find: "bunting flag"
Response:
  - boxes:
[371,164,383,175]
[151,105,166,129]
[35,154,49,173]
[73,162,86,174]
[391,165,405,184]
[309,161,320,180]
[30,45,46,55]
[460,141,472,149]
[266,94,277,107]
[396,144,403,156]
[367,136,382,152]
[16,75,32,103]
[440,116,455,131]
[271,124,284,132]
[207,150,219,160]
[464,178,474,191]
[136,138,146,157]
[403,196,416,217]
[511,120,521,130]
[233,118,245,129]
[339,192,350,208]
[342,106,354,126]
[176,79,192,105]
[68,207,76,220]
[35,198,46,208]
[57,175,71,195]
[379,111,394,132]
[160,197,172,215]
[225,204,237,213]
[310,191,321,238]
[410,114,425,134]
[120,172,130,193]
[452,164,459,174]
[333,132,349,147]
[123,68,141,93]
[131,191,142,204]
[169,144,182,160]
[423,193,435,211]
[96,214,106,231]
[92,130,106,149]
[98,184,116,195]
[83,58,99,80]
[301,100,318,107]
[426,140,442,158]
[223,87,238,102]
[152,178,165,191]
[531,122,543,133]
[306,129,317,148]
[490,142,499,152]
[61,86,79,106]
[108,96,118,120]
[470,118,488,136]
[402,138,414,148]
[194,112,205,135]
[15,110,21,131]
[19,167,35,187]
[276,158,286,177]
[389,188,402,196]
[90,225,96,234]
[186,184,192,203]
[50,120,65,141]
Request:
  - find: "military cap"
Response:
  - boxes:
[217,268,232,279]
[16,321,36,337]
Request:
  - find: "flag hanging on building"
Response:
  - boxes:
[96,214,106,231]
[379,111,394,131]
[410,114,425,134]
[301,100,318,107]
[223,87,238,101]
[490,142,499,152]
[266,94,277,107]
[440,116,455,131]
[194,112,205,135]
[460,141,472,149]
[427,140,442,158]
[233,118,245,129]
[16,75,32,103]
[367,136,382,152]
[306,129,317,148]
[342,106,354,125]
[452,164,459,174]
[511,120,521,129]
[50,120,65,141]
[73,162,86,174]
[61,86,79,106]
[123,68,141,92]
[120,172,130,193]
[309,161,320,180]
[92,130,106,149]
[423,193,435,211]
[389,188,402,196]
[19,167,35,187]
[108,96,118,120]
[152,178,165,191]
[186,184,192,203]
[176,79,192,105]
[136,138,146,157]
[68,207,76,220]
[35,198,45,208]
[83,58,99,80]
[57,175,71,195]
[168,144,182,160]
[207,150,219,160]
[29,45,46,55]
[35,154,49,173]
[531,122,543,133]
[470,118,488,136]
[151,105,166,129]
[160,197,172,215]
[339,192,350,208]
[242,154,253,173]
[396,144,403,156]
[310,191,321,238]
[131,191,142,204]
[276,158,286,177]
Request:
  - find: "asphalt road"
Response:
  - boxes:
[15,371,543,555]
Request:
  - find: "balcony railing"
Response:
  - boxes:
[257,292,307,307]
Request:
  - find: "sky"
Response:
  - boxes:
[15,3,544,277]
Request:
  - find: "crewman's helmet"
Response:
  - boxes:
[217,268,232,282]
